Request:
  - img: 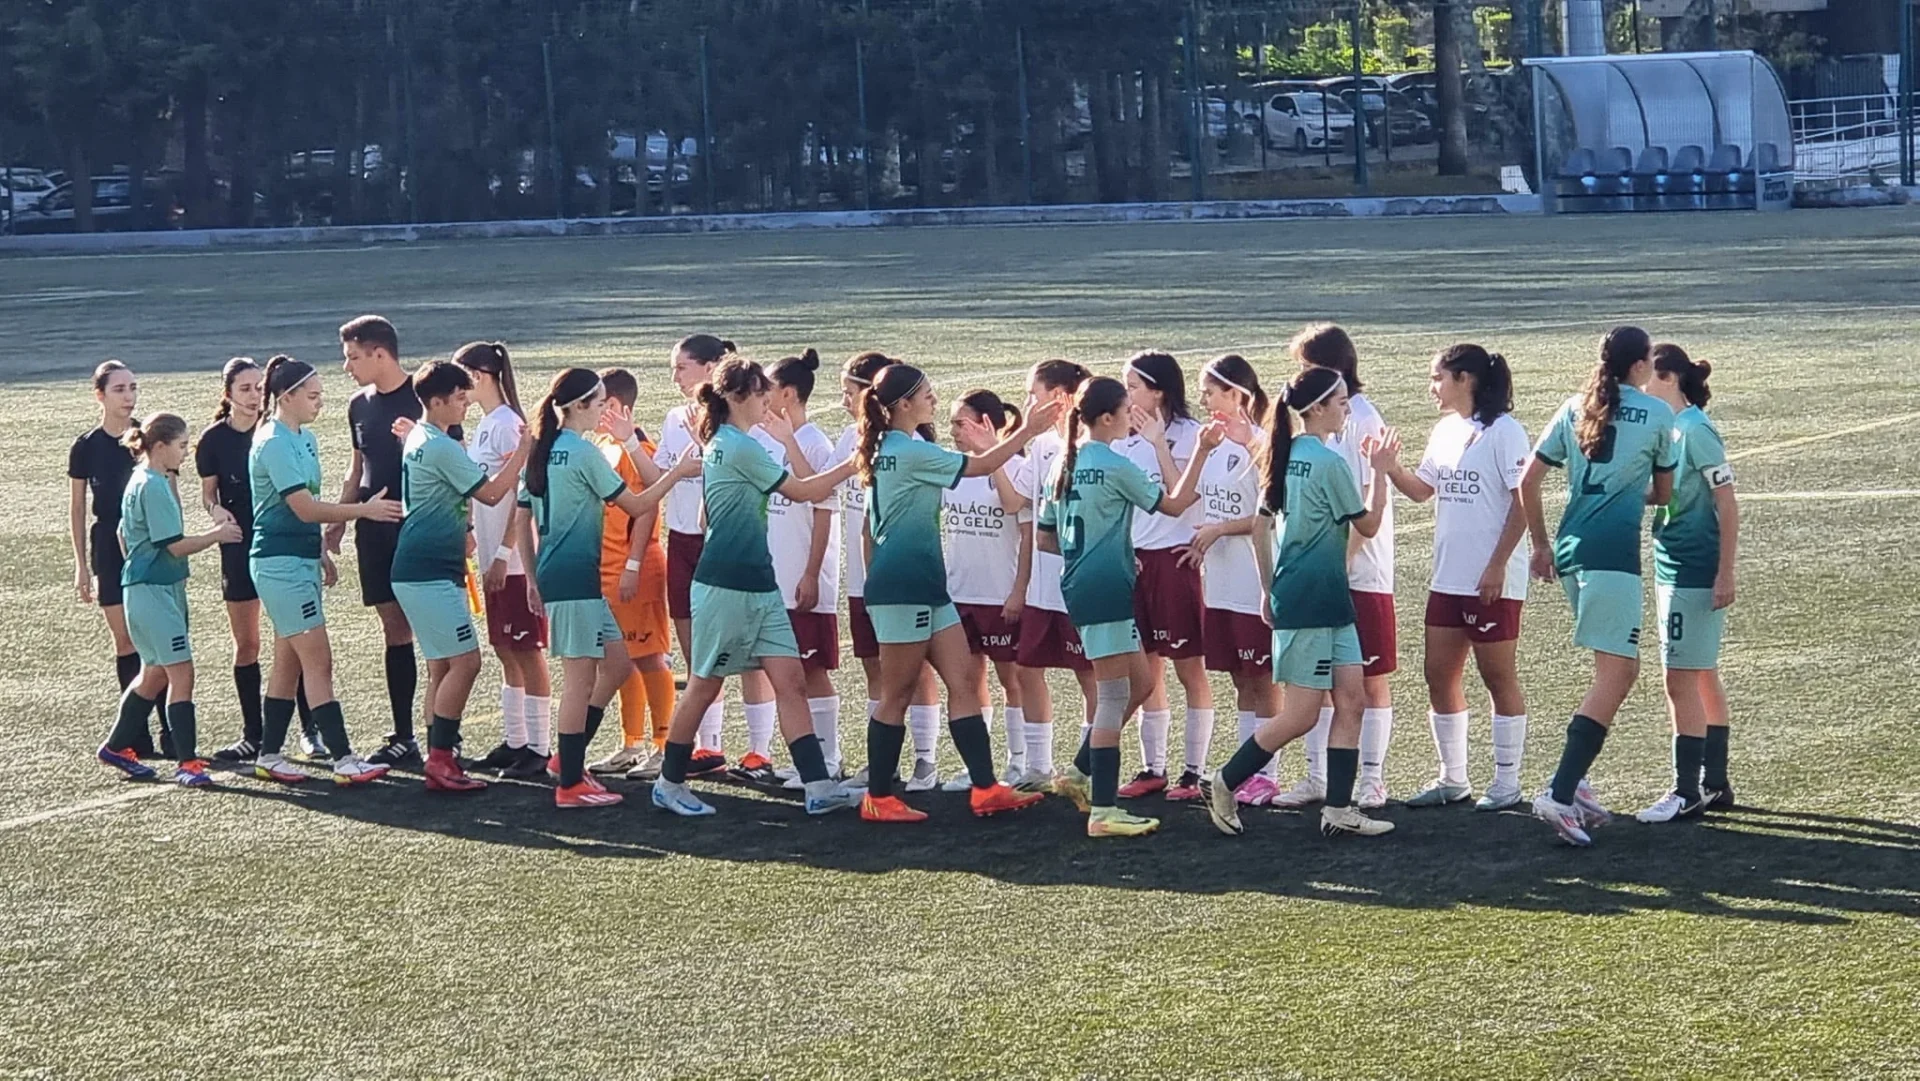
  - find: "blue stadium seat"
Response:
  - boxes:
[1668,145,1707,210]
[1704,144,1745,209]
[1632,146,1670,212]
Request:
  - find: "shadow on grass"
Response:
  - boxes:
[216,768,1919,926]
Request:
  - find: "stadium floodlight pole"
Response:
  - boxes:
[1350,1,1368,192]
[1903,0,1916,186]
[543,38,563,220]
[1016,27,1034,206]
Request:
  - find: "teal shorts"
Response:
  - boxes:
[253,555,325,638]
[1271,624,1363,690]
[690,582,798,677]
[1076,619,1141,661]
[868,602,961,645]
[1657,584,1725,671]
[1560,568,1644,659]
[393,579,479,660]
[125,581,192,667]
[547,598,622,660]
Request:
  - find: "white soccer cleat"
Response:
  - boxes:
[589,744,648,775]
[1205,769,1244,837]
[1532,791,1593,846]
[804,780,863,815]
[1320,804,1395,837]
[331,754,391,786]
[1573,778,1613,828]
[903,758,940,793]
[1474,783,1524,812]
[1270,776,1326,809]
[1635,791,1704,823]
[624,748,667,782]
[940,769,974,792]
[651,779,716,817]
[1356,778,1389,810]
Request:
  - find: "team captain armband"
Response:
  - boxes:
[1703,463,1734,488]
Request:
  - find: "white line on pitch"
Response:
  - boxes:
[1741,489,1920,502]
[0,787,169,833]
[1730,412,1920,461]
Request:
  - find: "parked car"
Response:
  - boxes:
[1263,92,1355,154]
[1337,87,1435,146]
[1181,95,1264,150]
[1,168,56,216]
[11,176,178,233]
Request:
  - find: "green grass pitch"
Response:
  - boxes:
[1,211,1917,1079]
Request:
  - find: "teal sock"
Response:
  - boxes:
[428,714,462,752]
[166,701,198,762]
[261,696,296,755]
[1549,714,1609,805]
[1673,735,1705,800]
[107,686,157,750]
[1703,726,1730,789]
[949,714,997,788]
[1324,747,1359,808]
[312,700,351,758]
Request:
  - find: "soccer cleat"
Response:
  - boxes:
[804,780,863,816]
[860,794,929,823]
[1702,783,1736,811]
[1405,780,1474,808]
[1270,776,1326,809]
[970,783,1044,817]
[546,754,561,780]
[97,745,157,780]
[903,758,940,793]
[1635,791,1705,823]
[625,748,668,782]
[686,749,729,777]
[940,769,974,793]
[174,760,214,788]
[589,744,649,775]
[1573,779,1613,828]
[1052,765,1093,812]
[500,746,549,780]
[468,741,523,772]
[211,738,258,763]
[648,779,714,816]
[1234,774,1280,806]
[1165,770,1204,801]
[332,754,391,786]
[1356,779,1389,810]
[291,729,332,763]
[1474,783,1524,812]
[424,753,487,793]
[366,736,422,769]
[252,753,306,785]
[1321,805,1395,837]
[557,781,625,809]
[1532,791,1593,847]
[1118,770,1168,799]
[728,752,778,785]
[1205,770,1245,836]
[1087,806,1160,838]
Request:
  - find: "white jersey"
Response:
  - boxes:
[834,426,870,597]
[653,403,705,536]
[1117,416,1205,550]
[1198,431,1263,616]
[943,461,1021,607]
[750,422,839,613]
[1417,412,1530,601]
[1329,392,1394,593]
[468,405,524,576]
[1016,429,1069,613]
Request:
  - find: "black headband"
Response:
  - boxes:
[878,366,926,407]
[267,360,316,397]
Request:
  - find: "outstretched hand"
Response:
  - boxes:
[601,401,636,444]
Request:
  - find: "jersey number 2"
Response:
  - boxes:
[1581,424,1618,495]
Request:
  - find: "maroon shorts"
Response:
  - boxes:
[847,596,879,660]
[666,530,703,621]
[957,603,1020,664]
[485,575,548,652]
[1424,591,1523,644]
[1015,606,1090,671]
[1133,547,1205,659]
[1351,590,1398,677]
[789,610,841,672]
[1202,607,1271,675]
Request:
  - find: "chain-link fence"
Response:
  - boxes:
[0,0,1909,233]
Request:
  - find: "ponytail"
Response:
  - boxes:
[122,413,188,458]
[1031,358,1091,396]
[526,367,602,498]
[959,388,1021,437]
[1202,353,1269,424]
[770,347,821,402]
[1435,344,1513,428]
[858,363,928,485]
[214,356,260,422]
[1260,367,1345,514]
[262,354,315,401]
[1652,343,1711,409]
[676,333,737,365]
[453,341,523,416]
[1053,376,1129,502]
[695,356,773,444]
[1578,326,1650,456]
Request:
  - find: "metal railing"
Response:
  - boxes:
[1789,91,1919,182]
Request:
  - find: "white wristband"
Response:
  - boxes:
[624,435,643,456]
[624,559,641,572]
[494,545,513,562]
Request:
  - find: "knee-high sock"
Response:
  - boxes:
[500,684,528,749]
[384,644,417,740]
[1702,725,1730,790]
[618,669,650,747]
[1672,734,1705,801]
[949,714,997,788]
[1491,713,1527,791]
[295,678,318,738]
[1002,706,1027,769]
[558,731,587,787]
[166,700,198,762]
[1221,736,1278,792]
[808,695,841,766]
[1025,717,1054,774]
[1305,706,1333,785]
[907,704,940,765]
[866,721,907,799]
[1182,707,1215,774]
[1138,709,1171,775]
[311,700,352,758]
[1431,710,1470,786]
[1238,712,1280,780]
[744,701,777,760]
[1359,707,1393,785]
[1548,715,1608,806]
[1089,679,1129,807]
[106,686,156,751]
[524,694,552,756]
[583,704,606,747]
[697,702,724,752]
[1325,747,1360,809]
[642,668,677,747]
[428,713,463,752]
[261,697,296,755]
[234,663,264,744]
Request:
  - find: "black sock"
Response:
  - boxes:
[1703,726,1730,789]
[1072,728,1093,775]
[312,700,352,759]
[866,719,906,798]
[295,678,319,739]
[1325,746,1360,808]
[558,731,587,786]
[663,739,694,784]
[106,686,157,750]
[384,643,417,740]
[234,663,263,744]
[116,655,154,755]
[949,714,998,788]
[788,733,829,784]
[1673,734,1705,800]
[1549,714,1609,805]
[261,696,296,754]
[153,684,171,755]
[166,701,198,762]
[1221,736,1276,792]
[1089,745,1121,808]
[115,651,140,689]
[584,704,605,747]
[429,714,462,752]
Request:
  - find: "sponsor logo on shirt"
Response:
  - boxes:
[945,501,1007,533]
[1618,405,1649,425]
[1435,465,1486,499]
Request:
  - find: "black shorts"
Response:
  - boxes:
[355,519,400,607]
[91,523,124,608]
[219,542,258,603]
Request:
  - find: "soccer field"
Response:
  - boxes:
[3,211,1918,1079]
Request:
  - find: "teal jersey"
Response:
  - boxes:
[693,424,787,593]
[249,418,323,560]
[518,428,626,602]
[1263,435,1364,630]
[1653,405,1731,588]
[864,429,967,607]
[1533,385,1677,576]
[394,420,487,584]
[1037,440,1163,626]
[119,464,189,586]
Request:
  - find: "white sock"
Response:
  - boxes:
[1237,711,1276,780]
[1431,710,1471,786]
[1026,719,1054,774]
[866,698,880,721]
[1255,716,1280,779]
[1003,706,1027,769]
[1305,706,1333,784]
[1360,707,1394,785]
[1492,713,1528,790]
[908,704,940,764]
[809,695,841,767]
[697,701,724,752]
[744,701,777,759]
[524,695,552,756]
[1139,709,1171,775]
[1183,707,1215,774]
[500,685,527,748]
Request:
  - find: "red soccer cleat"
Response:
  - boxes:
[556,781,624,808]
[970,782,1045,817]
[424,751,487,793]
[860,793,929,823]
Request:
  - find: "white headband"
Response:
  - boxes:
[847,374,871,387]
[280,369,316,395]
[1127,361,1158,387]
[1303,374,1345,409]
[560,379,604,408]
[1204,361,1254,401]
